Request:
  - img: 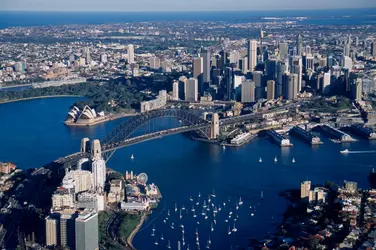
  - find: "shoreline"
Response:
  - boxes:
[0,95,83,105]
[127,212,147,250]
[65,112,138,127]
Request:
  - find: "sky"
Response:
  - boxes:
[1,0,376,11]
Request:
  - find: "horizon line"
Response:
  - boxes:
[1,7,376,13]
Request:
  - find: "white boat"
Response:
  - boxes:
[196,201,200,206]
[292,158,295,163]
[211,189,216,198]
[174,203,177,212]
[203,201,207,208]
[191,206,195,212]
[161,233,164,240]
[211,222,214,231]
[170,222,174,229]
[197,221,200,224]
[225,219,228,222]
[130,154,134,160]
[251,213,254,216]
[274,156,278,163]
[198,192,201,198]
[154,238,158,245]
[208,195,211,203]
[259,157,262,163]
[167,240,171,249]
[261,191,264,200]
[205,215,208,220]
[163,219,166,224]
[201,210,206,216]
[206,238,211,249]
[193,211,197,218]
[341,149,350,154]
[229,210,233,215]
[167,210,170,216]
[189,196,194,201]
[228,226,232,235]
[236,205,239,210]
[239,197,243,205]
[232,223,237,232]
[179,209,182,219]
[214,219,216,225]
[223,145,226,150]
[182,205,186,210]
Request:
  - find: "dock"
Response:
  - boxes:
[344,125,376,140]
[266,129,293,147]
[320,125,356,143]
[290,126,323,145]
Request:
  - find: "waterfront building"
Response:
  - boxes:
[309,188,327,203]
[108,179,124,203]
[140,90,167,113]
[92,157,106,192]
[230,132,254,145]
[202,49,211,83]
[266,80,275,100]
[344,181,358,193]
[185,78,198,102]
[301,180,311,199]
[172,80,179,100]
[193,57,203,79]
[247,40,257,72]
[210,113,219,139]
[75,212,99,250]
[0,162,16,174]
[46,215,59,246]
[241,80,255,103]
[128,44,135,64]
[266,130,292,147]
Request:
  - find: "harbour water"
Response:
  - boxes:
[1,97,376,249]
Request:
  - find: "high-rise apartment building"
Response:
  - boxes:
[172,81,179,100]
[128,44,135,64]
[266,80,275,100]
[46,215,59,246]
[193,57,203,79]
[202,49,211,83]
[301,180,311,199]
[247,40,257,72]
[296,34,303,56]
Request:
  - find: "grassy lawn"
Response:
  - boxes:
[119,213,141,239]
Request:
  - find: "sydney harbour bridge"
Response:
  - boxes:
[55,108,266,166]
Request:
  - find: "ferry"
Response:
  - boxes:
[341,149,350,154]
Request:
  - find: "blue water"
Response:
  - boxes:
[0,9,376,28]
[1,97,376,249]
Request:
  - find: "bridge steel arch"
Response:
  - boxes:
[101,109,210,159]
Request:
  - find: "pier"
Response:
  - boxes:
[320,125,356,143]
[266,129,293,147]
[344,125,376,140]
[290,126,323,145]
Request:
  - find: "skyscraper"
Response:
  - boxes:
[172,81,179,100]
[46,215,59,246]
[351,78,363,100]
[252,71,264,100]
[60,213,77,249]
[241,80,255,103]
[193,57,203,79]
[278,42,289,60]
[282,72,298,100]
[322,72,331,95]
[128,44,135,64]
[296,34,303,56]
[202,49,211,83]
[266,80,275,100]
[301,181,311,199]
[185,78,198,102]
[276,60,289,97]
[240,57,248,74]
[225,67,234,100]
[247,40,257,72]
[75,212,99,250]
[265,59,277,81]
[291,56,303,92]
[259,28,264,62]
[371,42,376,57]
[343,43,350,57]
[149,56,161,69]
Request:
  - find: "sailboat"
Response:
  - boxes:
[228,226,232,235]
[239,197,243,205]
[167,240,171,249]
[174,203,178,212]
[236,205,239,210]
[260,191,264,200]
[179,209,182,219]
[154,238,158,245]
[167,209,170,216]
[161,233,164,240]
[223,145,226,150]
[274,156,278,163]
[151,225,156,236]
[259,157,262,163]
[196,228,199,243]
[232,223,237,232]
[198,192,201,198]
[130,154,134,160]
[292,157,296,163]
[211,189,216,198]
[206,237,211,249]
[182,205,186,210]
[170,222,174,229]
[193,211,197,218]
[203,200,207,208]
[189,196,194,201]
[208,195,211,204]
[191,205,195,212]
[211,222,214,231]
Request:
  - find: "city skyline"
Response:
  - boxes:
[1,0,376,11]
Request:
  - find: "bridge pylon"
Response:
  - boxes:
[210,113,219,139]
[81,137,90,153]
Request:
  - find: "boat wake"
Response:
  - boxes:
[343,150,376,154]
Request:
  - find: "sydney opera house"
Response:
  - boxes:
[65,105,105,125]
